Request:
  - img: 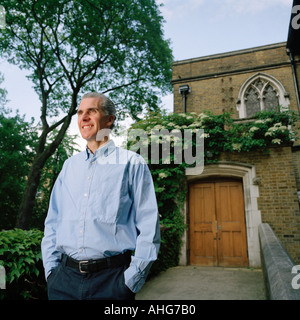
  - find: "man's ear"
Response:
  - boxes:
[107,115,115,127]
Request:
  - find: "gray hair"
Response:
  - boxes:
[82,92,116,129]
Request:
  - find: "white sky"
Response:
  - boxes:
[0,0,294,150]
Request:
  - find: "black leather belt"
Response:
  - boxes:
[63,251,132,274]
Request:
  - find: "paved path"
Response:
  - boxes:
[136,266,266,300]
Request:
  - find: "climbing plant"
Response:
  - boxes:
[126,109,298,273]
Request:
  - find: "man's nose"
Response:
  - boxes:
[82,111,90,120]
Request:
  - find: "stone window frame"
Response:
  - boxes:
[236,73,290,119]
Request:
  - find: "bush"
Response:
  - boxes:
[0,228,46,300]
[150,211,186,277]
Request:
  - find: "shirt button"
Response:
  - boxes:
[84,193,88,197]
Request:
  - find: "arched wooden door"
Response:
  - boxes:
[189,180,248,267]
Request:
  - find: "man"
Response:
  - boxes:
[41,92,160,300]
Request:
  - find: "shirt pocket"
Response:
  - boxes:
[89,165,129,224]
[88,184,121,224]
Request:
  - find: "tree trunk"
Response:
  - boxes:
[15,110,75,229]
[15,154,46,229]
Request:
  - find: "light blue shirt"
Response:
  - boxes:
[41,140,160,293]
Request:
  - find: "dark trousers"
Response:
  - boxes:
[47,255,135,300]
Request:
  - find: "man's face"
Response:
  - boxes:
[77,97,114,142]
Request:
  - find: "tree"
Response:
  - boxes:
[0,75,34,230]
[0,106,79,230]
[0,0,173,229]
[32,129,80,229]
[0,109,38,229]
[0,73,7,107]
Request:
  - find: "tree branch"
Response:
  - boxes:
[103,77,145,94]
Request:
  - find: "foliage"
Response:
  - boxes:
[149,165,187,275]
[0,228,46,300]
[0,0,173,228]
[32,129,80,229]
[0,73,7,107]
[126,109,298,272]
[0,108,80,230]
[0,0,172,120]
[224,111,298,152]
[0,108,38,229]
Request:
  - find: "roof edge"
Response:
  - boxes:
[173,42,287,66]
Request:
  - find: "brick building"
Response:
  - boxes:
[172,42,300,267]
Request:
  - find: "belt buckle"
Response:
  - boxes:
[79,260,89,274]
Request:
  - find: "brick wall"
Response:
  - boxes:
[292,148,300,190]
[173,43,300,117]
[220,147,300,263]
[172,43,300,263]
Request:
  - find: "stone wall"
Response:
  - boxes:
[259,223,300,300]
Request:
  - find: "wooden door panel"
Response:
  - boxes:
[190,180,248,267]
[215,181,248,267]
[193,231,215,265]
[190,183,217,266]
[221,221,243,232]
[220,232,243,257]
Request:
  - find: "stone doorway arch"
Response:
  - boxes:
[180,162,262,268]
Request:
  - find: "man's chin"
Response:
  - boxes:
[80,133,96,141]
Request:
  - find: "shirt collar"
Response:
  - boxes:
[85,139,116,161]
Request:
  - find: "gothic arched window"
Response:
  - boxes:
[237,73,290,118]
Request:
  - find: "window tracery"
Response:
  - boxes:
[237,73,290,118]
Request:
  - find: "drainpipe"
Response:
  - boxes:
[288,49,300,114]
[179,84,191,113]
